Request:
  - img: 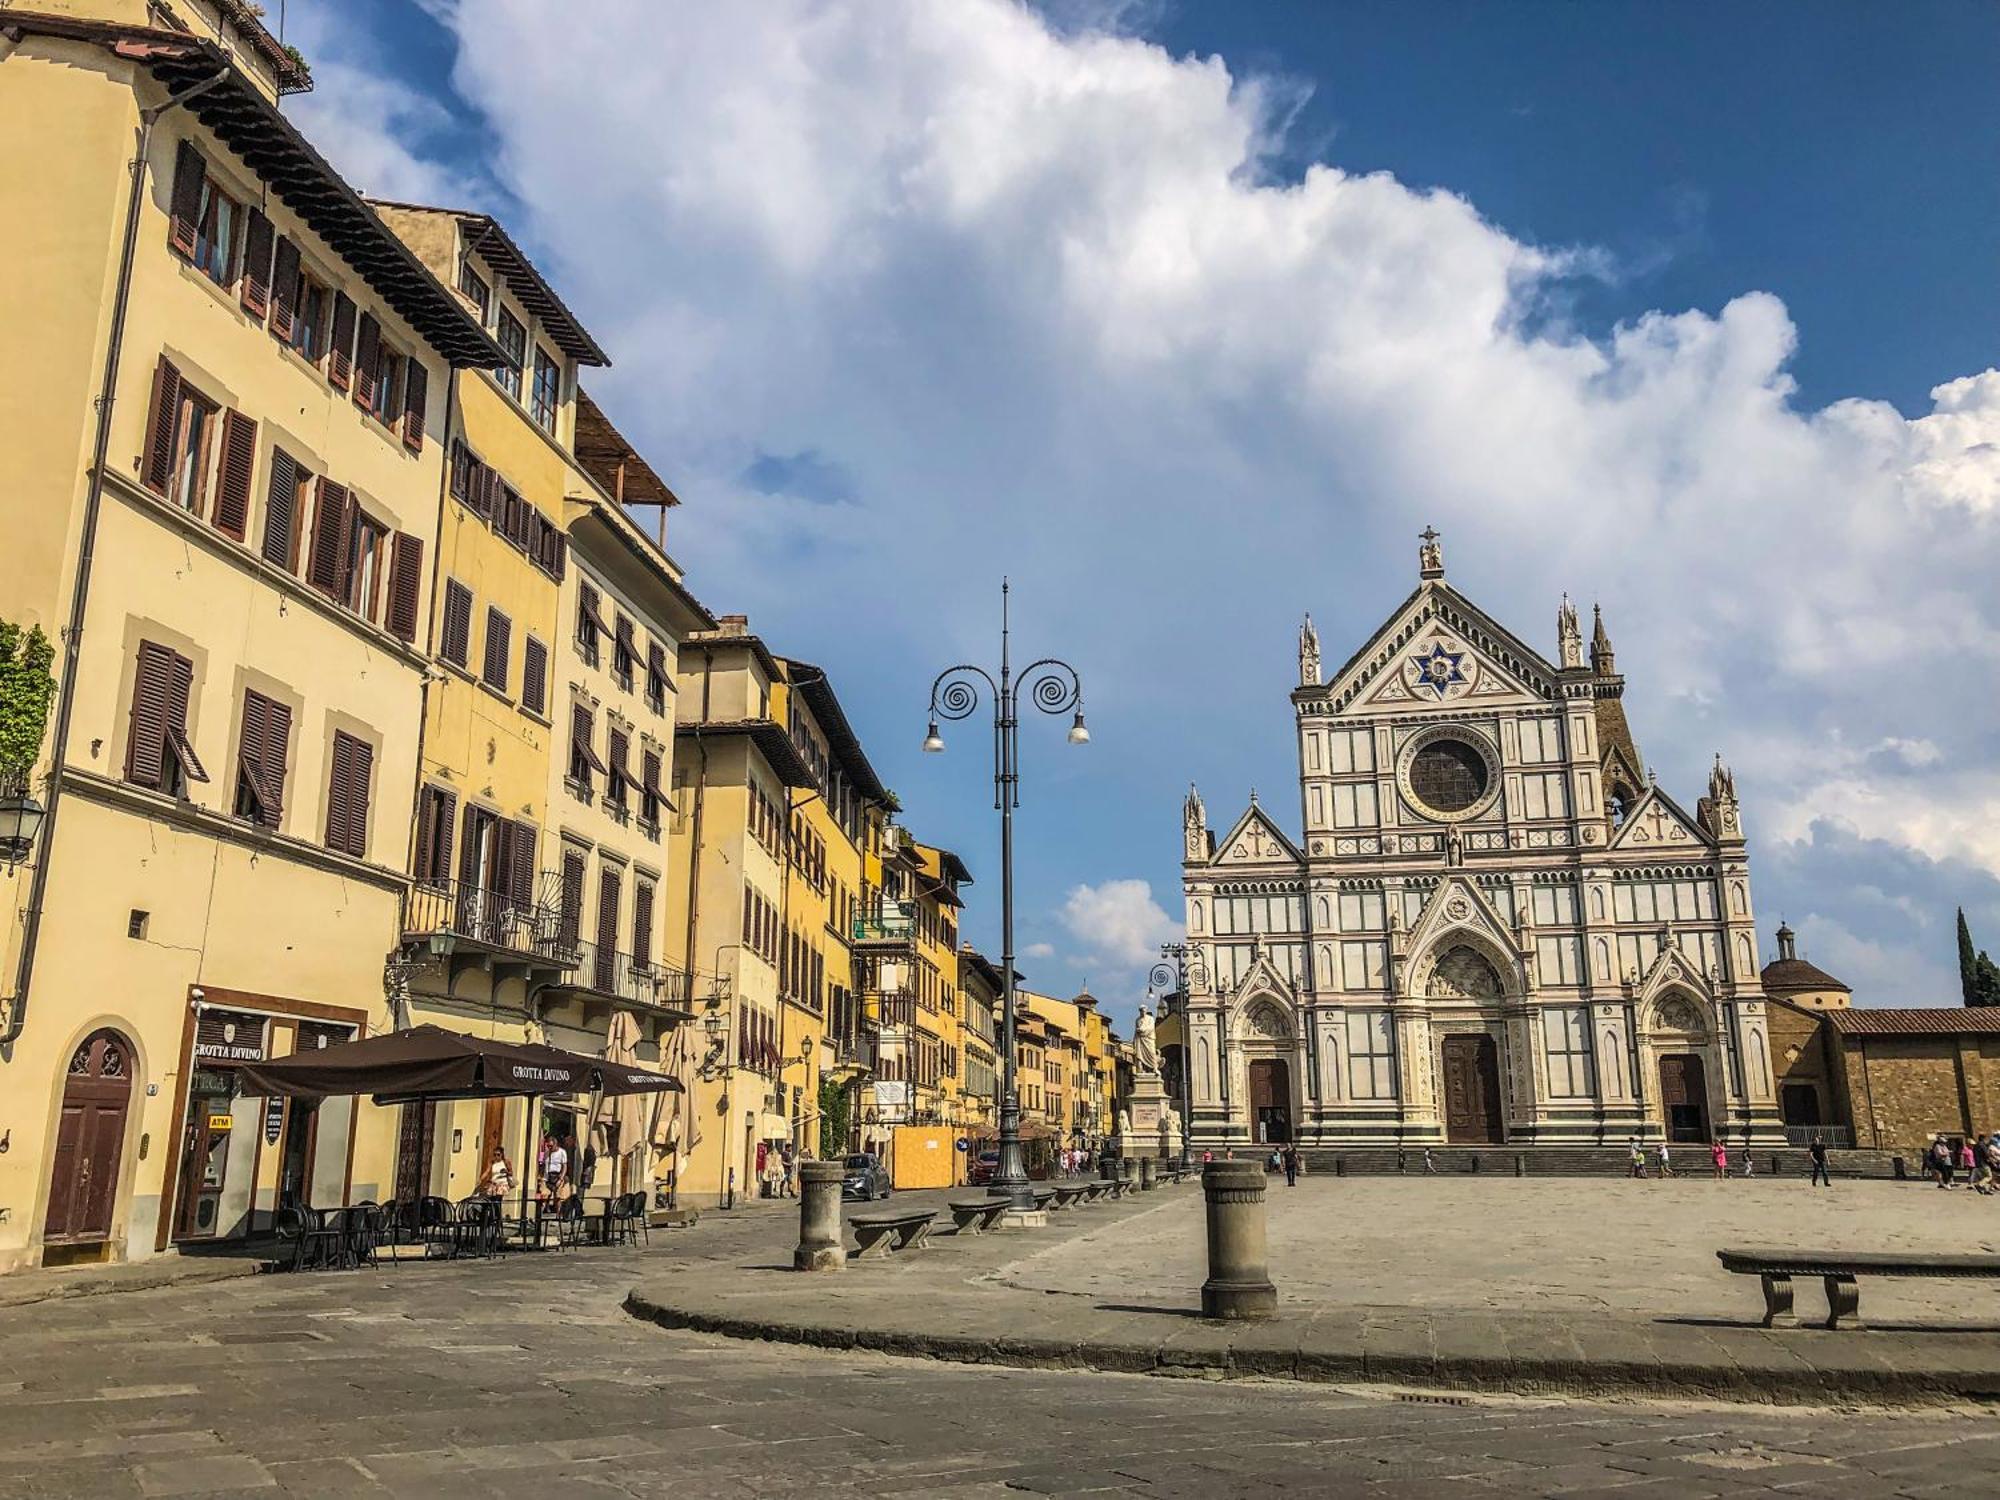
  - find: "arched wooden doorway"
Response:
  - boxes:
[1440,1034,1504,1143]
[45,1029,135,1248]
[1658,1054,1710,1143]
[1248,1059,1292,1144]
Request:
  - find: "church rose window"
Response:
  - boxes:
[1409,738,1488,814]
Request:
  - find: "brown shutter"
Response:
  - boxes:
[326,731,373,859]
[608,727,629,798]
[571,703,607,775]
[509,821,536,910]
[412,785,438,881]
[239,209,275,317]
[596,867,621,987]
[211,409,257,541]
[439,579,472,667]
[482,607,511,691]
[124,641,175,787]
[160,649,207,785]
[268,236,299,341]
[521,636,548,716]
[306,479,351,600]
[560,850,585,946]
[387,532,424,643]
[632,882,654,969]
[168,139,204,258]
[327,293,356,391]
[402,359,428,452]
[351,312,380,412]
[324,732,350,852]
[259,698,292,827]
[141,356,182,495]
[448,440,470,501]
[259,447,298,569]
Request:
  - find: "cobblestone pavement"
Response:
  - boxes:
[3,1196,1999,1497]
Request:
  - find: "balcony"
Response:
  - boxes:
[828,1028,875,1078]
[852,901,915,946]
[404,877,578,985]
[550,937,695,1018]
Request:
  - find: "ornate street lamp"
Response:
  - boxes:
[1150,941,1191,1169]
[923,579,1087,1211]
[0,781,47,872]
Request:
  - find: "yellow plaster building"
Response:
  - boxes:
[0,3,499,1269]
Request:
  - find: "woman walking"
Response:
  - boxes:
[1710,1139,1728,1180]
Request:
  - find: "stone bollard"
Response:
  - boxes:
[793,1161,845,1272]
[1200,1160,1277,1320]
[1139,1157,1156,1190]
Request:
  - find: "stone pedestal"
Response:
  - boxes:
[1139,1157,1156,1191]
[1200,1160,1278,1320]
[793,1161,845,1272]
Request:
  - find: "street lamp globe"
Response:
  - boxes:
[1066,709,1090,745]
[921,719,945,754]
[0,787,47,869]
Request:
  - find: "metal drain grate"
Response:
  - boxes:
[1393,1391,1472,1406]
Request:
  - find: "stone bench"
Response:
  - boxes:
[1050,1184,1087,1211]
[850,1209,937,1260]
[1718,1247,2000,1329]
[1078,1180,1107,1203]
[945,1197,1010,1235]
[1032,1187,1056,1212]
[1103,1179,1129,1201]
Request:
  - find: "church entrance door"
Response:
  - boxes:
[1440,1034,1504,1144]
[1658,1055,1709,1143]
[1248,1060,1292,1144]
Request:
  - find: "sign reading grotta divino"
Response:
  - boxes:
[194,1010,269,1064]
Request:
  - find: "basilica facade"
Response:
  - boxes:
[1175,532,1784,1151]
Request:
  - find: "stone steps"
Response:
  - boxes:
[1292,1145,1909,1179]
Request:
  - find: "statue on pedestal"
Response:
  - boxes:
[1133,1004,1160,1075]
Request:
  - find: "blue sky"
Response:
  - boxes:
[282,1,2000,1023]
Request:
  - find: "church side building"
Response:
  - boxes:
[1178,532,1783,1152]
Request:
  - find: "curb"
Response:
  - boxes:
[622,1286,2000,1409]
[0,1257,262,1310]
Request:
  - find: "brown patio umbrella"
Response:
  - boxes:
[234,1023,595,1102]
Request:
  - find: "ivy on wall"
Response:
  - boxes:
[0,621,56,787]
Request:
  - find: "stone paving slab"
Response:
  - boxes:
[0,1251,262,1308]
[626,1177,2000,1406]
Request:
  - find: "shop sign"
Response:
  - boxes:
[263,1095,285,1145]
[206,1113,235,1132]
[194,1009,269,1064]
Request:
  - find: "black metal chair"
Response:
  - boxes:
[273,1205,310,1272]
[345,1202,383,1268]
[418,1196,457,1260]
[299,1205,348,1270]
[549,1196,587,1250]
[614,1191,649,1246]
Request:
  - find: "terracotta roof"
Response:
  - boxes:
[1826,1008,2000,1037]
[573,389,678,508]
[1760,956,1850,994]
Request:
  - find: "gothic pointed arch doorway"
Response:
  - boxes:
[1248,1059,1292,1144]
[45,1029,136,1249]
[1440,1034,1504,1143]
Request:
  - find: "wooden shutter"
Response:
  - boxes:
[211,409,257,541]
[608,727,629,799]
[306,479,351,600]
[560,849,585,945]
[439,579,472,667]
[327,292,356,390]
[641,748,662,823]
[571,703,607,776]
[646,642,668,700]
[596,867,621,987]
[509,821,536,910]
[448,440,470,502]
[157,647,207,788]
[578,582,600,645]
[124,641,175,787]
[268,236,299,341]
[325,731,373,858]
[168,140,204,258]
[141,356,182,495]
[258,697,292,827]
[521,636,548,716]
[482,608,511,691]
[351,313,380,412]
[632,882,654,969]
[239,209,275,317]
[402,360,428,452]
[387,532,424,643]
[260,447,298,569]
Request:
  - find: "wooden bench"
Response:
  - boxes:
[1717,1247,2000,1328]
[945,1197,1010,1235]
[850,1209,937,1260]
[1050,1183,1087,1211]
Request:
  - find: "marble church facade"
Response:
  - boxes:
[1176,532,1784,1151]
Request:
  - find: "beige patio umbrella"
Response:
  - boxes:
[590,1010,655,1190]
[654,1021,702,1190]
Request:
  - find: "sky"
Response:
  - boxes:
[276,0,2000,1026]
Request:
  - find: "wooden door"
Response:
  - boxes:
[1248,1059,1292,1144]
[395,1099,437,1201]
[45,1030,134,1244]
[1441,1034,1504,1144]
[1658,1054,1709,1143]
[477,1097,507,1182]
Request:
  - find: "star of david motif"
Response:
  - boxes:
[1408,642,1468,699]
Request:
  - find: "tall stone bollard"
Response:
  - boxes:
[1139,1156,1156,1191]
[794,1161,845,1271]
[1200,1160,1278,1320]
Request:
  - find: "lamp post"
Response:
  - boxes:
[923,579,1087,1211]
[0,777,47,873]
[1150,941,1190,1168]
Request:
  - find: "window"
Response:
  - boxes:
[576,582,604,667]
[125,641,208,795]
[522,636,549,717]
[324,730,374,859]
[640,748,663,829]
[595,867,622,988]
[611,615,635,689]
[482,606,512,693]
[439,580,473,669]
[1346,1011,1398,1100]
[633,879,655,971]
[238,209,274,317]
[270,239,330,366]
[233,689,292,828]
[1543,1007,1595,1098]
[305,480,423,636]
[530,346,561,431]
[495,308,526,398]
[559,848,586,948]
[192,174,240,286]
[260,448,311,571]
[348,506,391,626]
[645,643,669,714]
[368,342,404,428]
[413,784,457,885]
[327,293,357,392]
[569,703,607,794]
[606,726,631,810]
[140,358,219,515]
[458,261,490,321]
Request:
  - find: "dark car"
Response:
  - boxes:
[966,1150,1000,1187]
[841,1153,891,1201]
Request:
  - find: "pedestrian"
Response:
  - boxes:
[1958,1136,1977,1192]
[1224,1147,1235,1161]
[481,1148,515,1200]
[1808,1133,1831,1188]
[542,1134,568,1199]
[1422,1146,1436,1175]
[1655,1141,1674,1178]
[1269,1147,1283,1174]
[1935,1136,1956,1190]
[1202,1149,1214,1166]
[1283,1143,1299,1188]
[1710,1139,1728,1179]
[1984,1136,2000,1193]
[1740,1149,1754,1179]
[1973,1136,1994,1196]
[1628,1137,1646,1179]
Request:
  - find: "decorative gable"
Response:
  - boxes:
[1403,876,1526,997]
[1608,785,1715,853]
[1209,801,1305,868]
[1322,583,1558,719]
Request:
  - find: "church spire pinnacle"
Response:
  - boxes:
[1558,593,1583,670]
[1298,613,1321,686]
[1418,525,1445,580]
[1590,603,1616,676]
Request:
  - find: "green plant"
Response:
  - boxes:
[817,1076,852,1159]
[881,788,903,814]
[1957,908,2000,1008]
[0,621,56,785]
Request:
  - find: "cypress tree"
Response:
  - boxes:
[1961,908,1980,1006]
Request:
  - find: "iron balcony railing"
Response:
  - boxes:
[852,901,915,943]
[404,877,578,965]
[562,936,693,1012]
[1783,1124,1853,1149]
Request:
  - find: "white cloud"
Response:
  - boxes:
[297,0,2000,969]
[1022,941,1056,959]
[1060,878,1180,970]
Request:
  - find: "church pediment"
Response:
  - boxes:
[1404,876,1524,997]
[1209,802,1305,867]
[1319,583,1558,718]
[1634,942,1716,1003]
[1608,785,1715,853]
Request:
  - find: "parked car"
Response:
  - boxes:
[841,1153,892,1201]
[966,1150,999,1186]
